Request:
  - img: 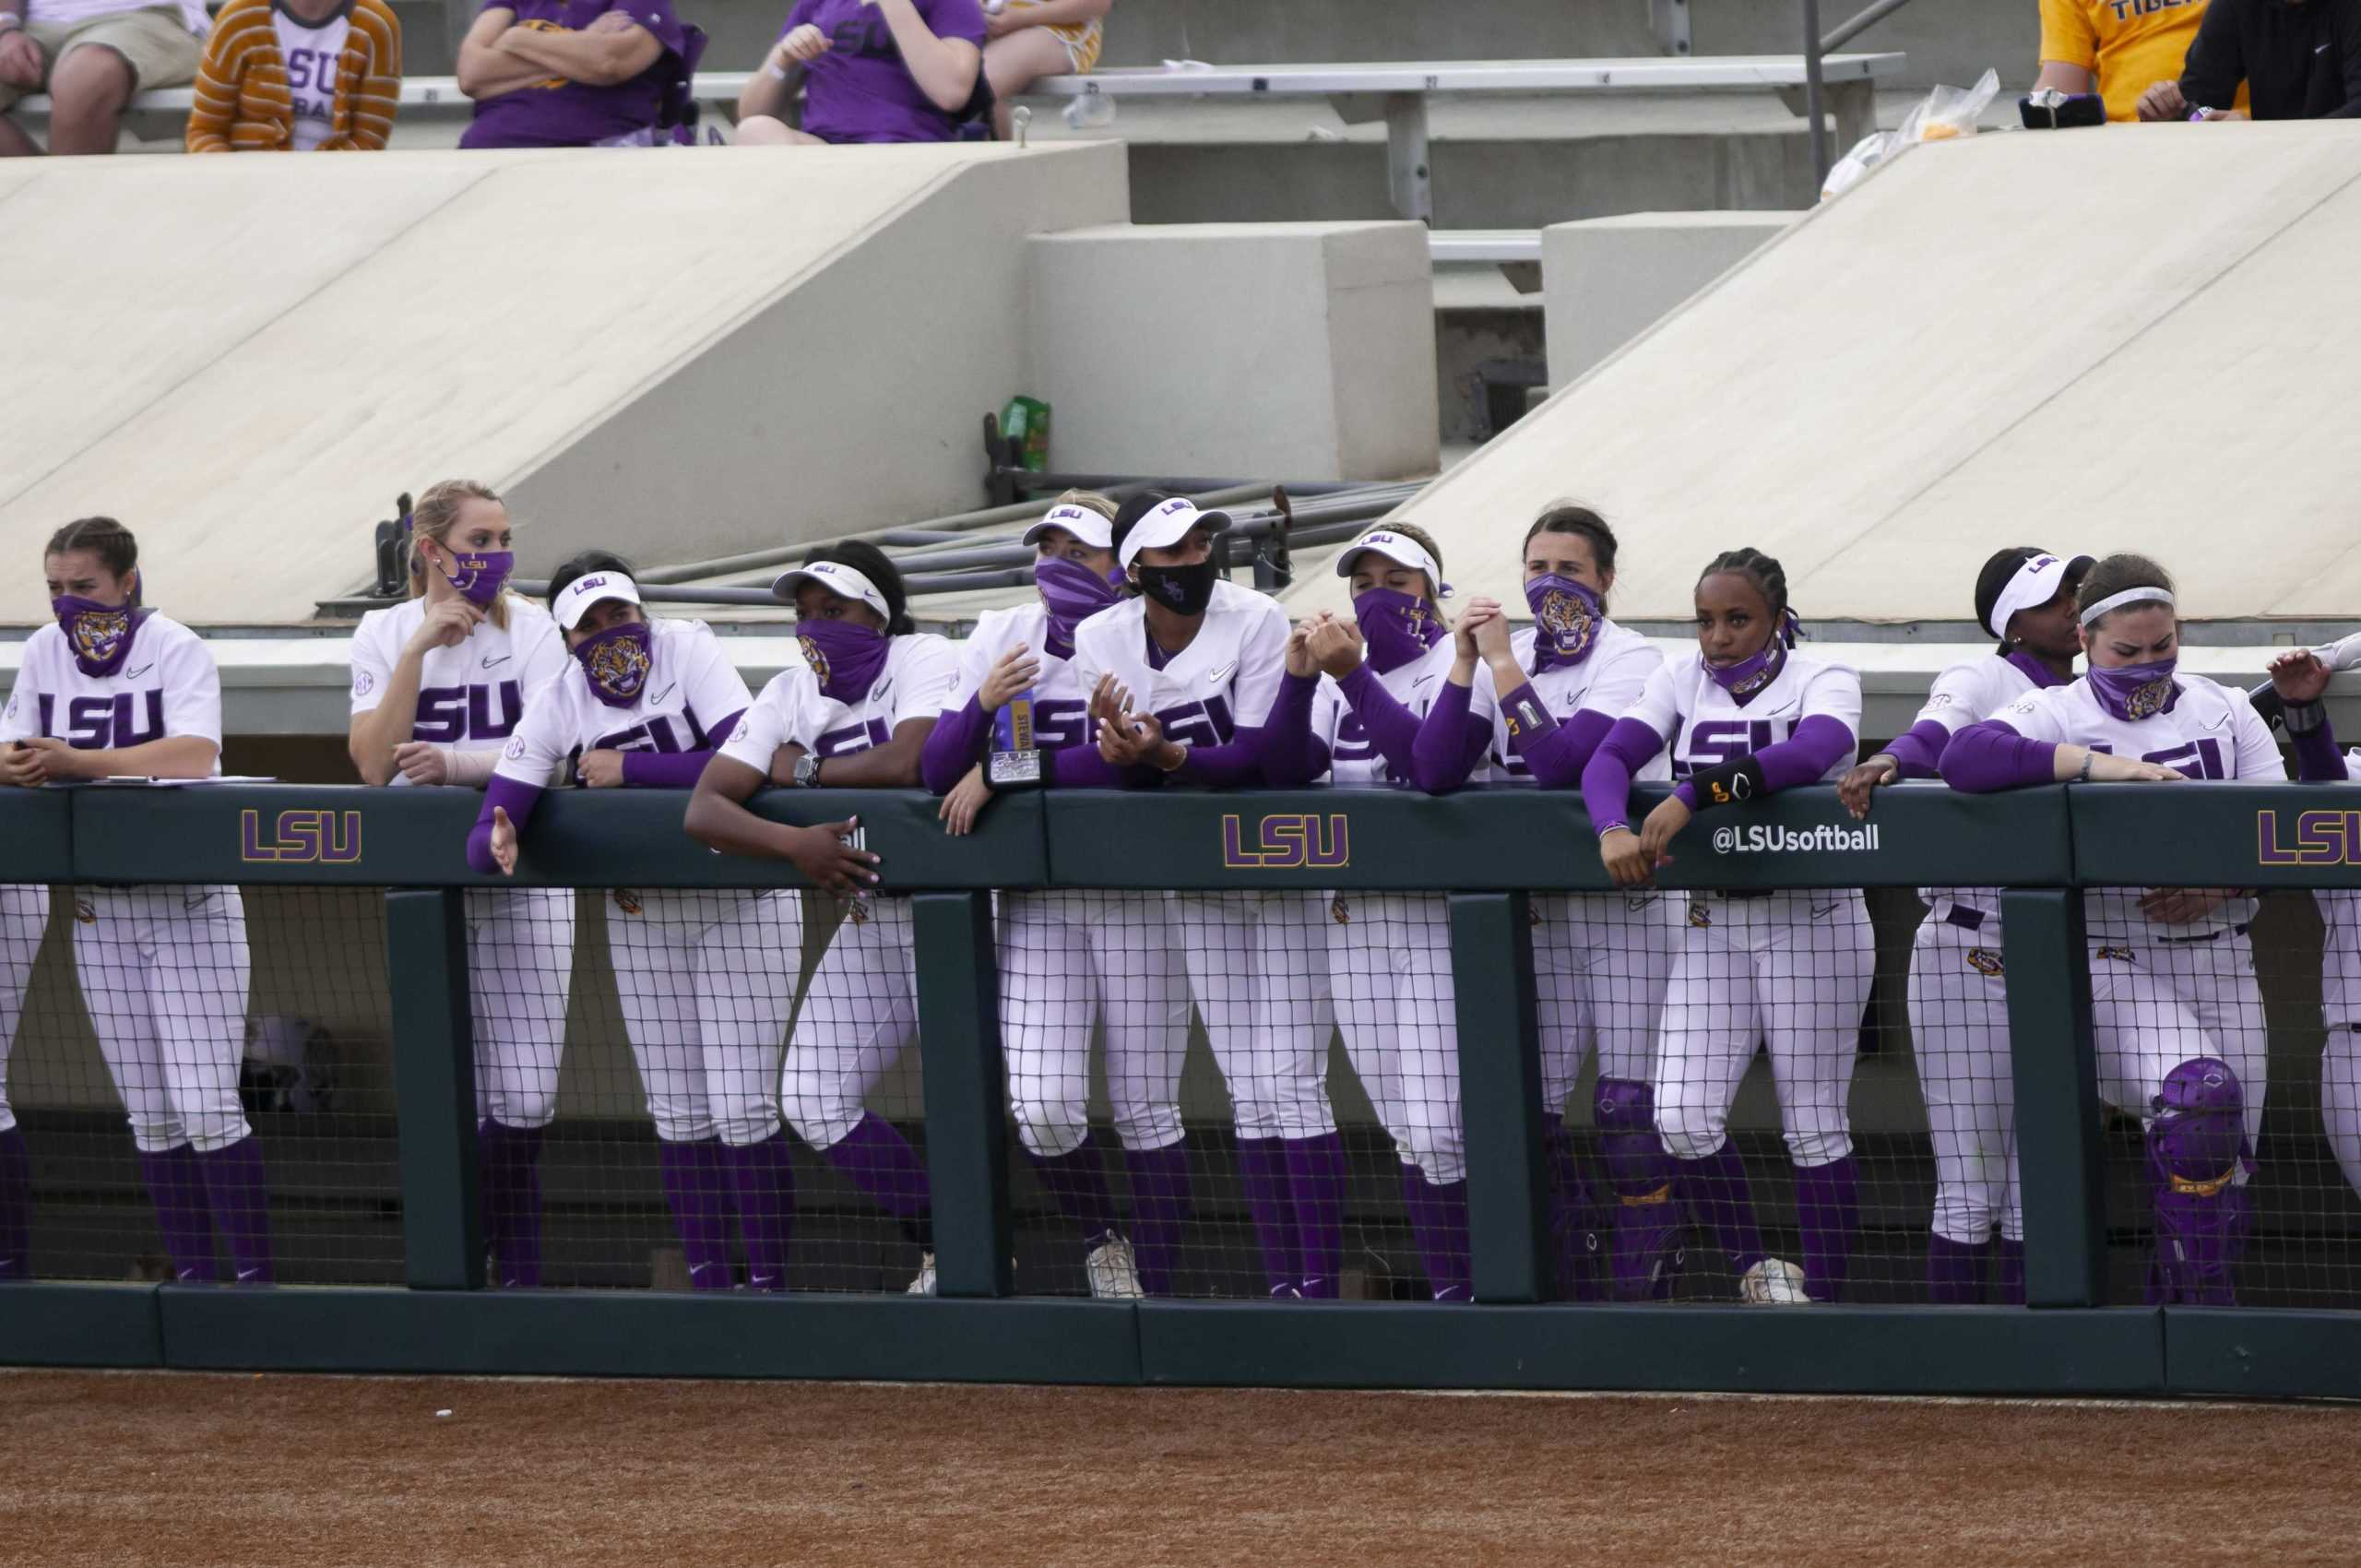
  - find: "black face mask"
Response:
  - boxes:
[1134,560,1218,617]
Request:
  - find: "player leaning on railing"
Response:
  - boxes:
[1418,504,1681,1302]
[1581,549,1869,1306]
[1839,546,2091,1306]
[1941,553,2282,1305]
[0,517,270,1287]
[920,493,1181,1300]
[469,554,807,1293]
[1276,523,1490,1301]
[349,480,575,1290]
[688,543,957,1293]
[1074,493,1341,1300]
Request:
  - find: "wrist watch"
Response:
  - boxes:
[792,753,823,788]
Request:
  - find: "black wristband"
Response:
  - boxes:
[2284,699,2328,737]
[1687,753,1767,809]
[1500,684,1559,743]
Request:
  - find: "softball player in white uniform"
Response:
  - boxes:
[469,558,800,1292]
[1076,493,1339,1300]
[1294,526,1494,1301]
[1446,505,1680,1301]
[1841,546,2089,1305]
[0,517,266,1285]
[706,551,957,1293]
[921,499,1183,1299]
[1584,548,1870,1305]
[1941,553,2282,1304]
[347,481,573,1289]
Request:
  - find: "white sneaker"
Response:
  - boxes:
[1739,1258,1811,1304]
[1085,1235,1145,1300]
[907,1252,937,1295]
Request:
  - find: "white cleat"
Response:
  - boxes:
[907,1252,937,1296]
[1738,1257,1811,1304]
[1085,1235,1145,1300]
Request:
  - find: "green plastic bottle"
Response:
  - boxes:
[1001,395,1051,473]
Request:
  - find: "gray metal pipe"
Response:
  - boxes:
[1820,0,1914,54]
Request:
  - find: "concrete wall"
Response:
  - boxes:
[1544,209,1797,386]
[1028,221,1439,482]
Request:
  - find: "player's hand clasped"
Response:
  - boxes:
[576,749,627,789]
[1090,673,1180,772]
[789,816,880,895]
[1838,753,1900,820]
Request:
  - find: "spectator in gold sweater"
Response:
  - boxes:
[185,0,398,151]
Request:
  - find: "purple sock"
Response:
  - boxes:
[1122,1142,1191,1296]
[195,1137,273,1285]
[1593,1079,1684,1301]
[1794,1154,1859,1303]
[137,1146,218,1282]
[478,1121,545,1289]
[658,1137,735,1290]
[1997,1238,2026,1305]
[823,1113,933,1247]
[1285,1132,1347,1298]
[721,1132,797,1291]
[1678,1142,1766,1277]
[1542,1113,1604,1301]
[1927,1233,1990,1305]
[1027,1135,1121,1246]
[1400,1168,1472,1302]
[0,1124,30,1281]
[1233,1136,1300,1294]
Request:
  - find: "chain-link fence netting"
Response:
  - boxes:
[9,884,398,1286]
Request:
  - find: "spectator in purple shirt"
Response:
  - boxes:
[735,0,984,145]
[456,0,683,148]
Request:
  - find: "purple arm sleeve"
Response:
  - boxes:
[1938,720,2059,793]
[1881,718,1956,779]
[619,709,744,789]
[466,774,545,874]
[1519,707,1619,790]
[1050,744,1150,789]
[920,695,992,795]
[1407,680,1492,795]
[1173,727,1268,789]
[1233,671,1323,788]
[1579,718,1667,834]
[1337,664,1422,781]
[1671,714,1859,810]
[2292,716,2346,782]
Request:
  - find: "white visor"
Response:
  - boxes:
[552,570,642,631]
[2080,585,2176,627]
[1022,503,1114,552]
[1117,497,1230,570]
[1985,552,2090,641]
[1335,529,1442,588]
[772,561,892,621]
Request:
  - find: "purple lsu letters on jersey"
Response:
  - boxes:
[410,681,527,746]
[39,690,165,750]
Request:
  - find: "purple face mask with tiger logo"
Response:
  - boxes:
[574,622,653,708]
[53,596,149,679]
[1525,576,1601,671]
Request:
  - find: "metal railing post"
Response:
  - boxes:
[1999,888,2108,1307]
[385,887,483,1290]
[911,890,1014,1299]
[1448,891,1552,1303]
[1801,0,1832,185]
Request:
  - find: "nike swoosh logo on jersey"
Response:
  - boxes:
[1812,900,1844,919]
[1413,673,1439,690]
[1207,661,1237,686]
[650,683,677,707]
[125,663,154,680]
[482,654,511,669]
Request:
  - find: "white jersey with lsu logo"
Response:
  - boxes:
[1068,578,1287,754]
[2,613,223,768]
[1910,652,2045,921]
[349,596,568,765]
[1306,636,1496,788]
[497,618,753,785]
[1480,624,1668,785]
[1623,647,1861,785]
[727,632,959,774]
[1987,673,2283,940]
[946,603,1091,754]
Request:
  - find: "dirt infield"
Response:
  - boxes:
[3,1372,2358,1567]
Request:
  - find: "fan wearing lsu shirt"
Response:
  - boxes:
[2260,647,2361,1214]
[690,545,957,1293]
[1942,553,2282,1305]
[1281,524,1493,1301]
[1581,548,1870,1306]
[469,555,802,1292]
[348,480,575,1289]
[1838,545,2089,1305]
[1074,492,1340,1300]
[0,517,270,1286]
[1437,504,1682,1302]
[920,495,1184,1300]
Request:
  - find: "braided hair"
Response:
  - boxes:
[1698,547,1799,646]
[46,517,142,607]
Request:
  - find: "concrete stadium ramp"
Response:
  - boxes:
[0,142,1126,625]
[1283,124,2361,627]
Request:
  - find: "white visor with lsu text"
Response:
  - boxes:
[1117,497,1230,569]
[771,561,891,621]
[552,570,642,631]
[1022,503,1114,552]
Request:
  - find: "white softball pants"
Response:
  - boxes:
[2087,928,2266,1156]
[609,888,800,1147]
[73,885,252,1155]
[1000,889,1190,1158]
[465,886,575,1132]
[1908,902,2021,1245]
[1532,889,1678,1108]
[1174,890,1336,1143]
[1654,890,1873,1169]
[1326,891,1459,1184]
[780,893,917,1152]
[2313,891,2361,1199]
[0,885,49,1135]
